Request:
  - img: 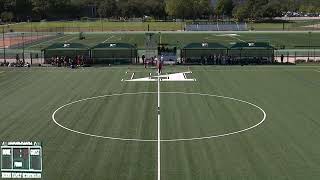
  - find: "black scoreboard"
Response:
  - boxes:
[1,142,42,179]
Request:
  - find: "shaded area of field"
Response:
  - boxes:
[0,66,319,179]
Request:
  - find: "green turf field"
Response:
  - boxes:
[0,65,319,179]
[22,31,320,50]
[1,21,184,32]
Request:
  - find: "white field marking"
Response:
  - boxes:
[215,34,240,37]
[0,22,26,27]
[315,70,320,73]
[27,34,74,48]
[102,35,115,43]
[229,35,246,42]
[157,73,161,180]
[130,73,135,80]
[126,72,195,82]
[0,71,4,74]
[65,36,77,42]
[209,33,244,42]
[51,92,267,142]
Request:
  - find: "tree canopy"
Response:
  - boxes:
[0,0,318,22]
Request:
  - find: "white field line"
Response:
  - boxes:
[122,71,128,81]
[65,36,78,42]
[130,73,135,80]
[28,34,73,48]
[51,92,267,142]
[315,70,320,73]
[0,22,26,27]
[157,72,161,180]
[229,35,246,42]
[102,35,115,43]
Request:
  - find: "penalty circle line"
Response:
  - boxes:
[52,92,267,142]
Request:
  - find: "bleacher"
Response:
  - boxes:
[185,22,247,31]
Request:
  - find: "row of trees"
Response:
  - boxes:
[232,0,320,20]
[0,0,319,22]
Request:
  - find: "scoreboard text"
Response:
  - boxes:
[1,142,42,179]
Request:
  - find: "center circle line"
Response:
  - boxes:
[51,92,267,142]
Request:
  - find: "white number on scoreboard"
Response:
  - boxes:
[30,149,40,156]
[2,149,11,155]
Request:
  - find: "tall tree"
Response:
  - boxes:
[98,0,118,18]
[1,11,14,22]
[232,4,250,21]
[16,0,33,21]
[215,0,234,17]
[31,0,49,19]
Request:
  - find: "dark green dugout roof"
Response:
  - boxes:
[91,43,136,49]
[42,43,89,51]
[230,42,274,49]
[183,43,227,49]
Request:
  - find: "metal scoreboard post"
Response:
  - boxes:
[1,142,42,179]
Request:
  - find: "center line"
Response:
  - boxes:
[157,71,161,180]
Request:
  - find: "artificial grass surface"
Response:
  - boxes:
[0,65,319,180]
[22,31,320,50]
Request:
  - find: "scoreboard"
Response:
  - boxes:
[1,142,42,179]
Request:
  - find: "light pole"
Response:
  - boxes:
[2,27,5,63]
[22,33,25,63]
[308,31,311,61]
